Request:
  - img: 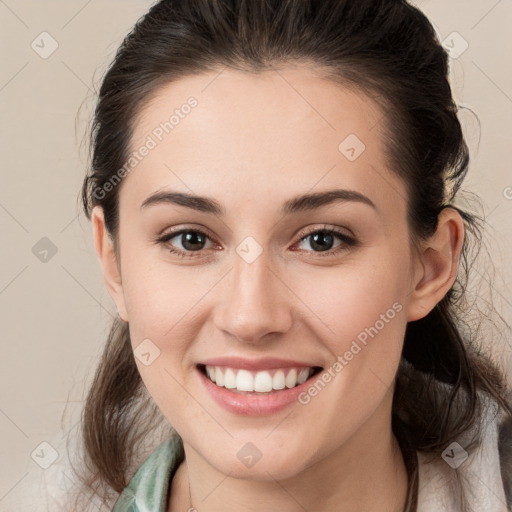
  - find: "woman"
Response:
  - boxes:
[76,0,512,511]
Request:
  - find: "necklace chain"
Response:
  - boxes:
[186,460,196,512]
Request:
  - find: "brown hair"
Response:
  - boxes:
[73,1,512,510]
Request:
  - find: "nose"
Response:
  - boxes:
[213,250,293,345]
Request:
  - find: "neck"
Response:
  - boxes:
[170,409,409,512]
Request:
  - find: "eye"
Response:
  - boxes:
[155,228,218,259]
[292,225,357,257]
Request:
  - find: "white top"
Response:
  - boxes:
[417,404,509,512]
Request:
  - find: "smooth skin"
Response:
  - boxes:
[92,64,464,512]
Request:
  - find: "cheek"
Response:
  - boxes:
[120,250,202,337]
[294,256,408,343]
[123,261,205,428]
[290,254,409,399]
[292,266,407,430]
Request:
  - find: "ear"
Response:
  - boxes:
[91,206,129,322]
[407,207,465,322]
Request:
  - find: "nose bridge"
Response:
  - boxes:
[214,240,292,343]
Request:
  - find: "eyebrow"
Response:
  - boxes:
[140,188,377,215]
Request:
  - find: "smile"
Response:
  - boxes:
[196,357,324,415]
[200,365,321,393]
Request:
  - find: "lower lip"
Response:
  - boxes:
[197,366,318,416]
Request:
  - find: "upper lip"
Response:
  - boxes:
[199,357,321,371]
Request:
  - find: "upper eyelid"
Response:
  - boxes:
[158,225,218,244]
[295,224,355,241]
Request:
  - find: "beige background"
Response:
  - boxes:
[0,0,511,509]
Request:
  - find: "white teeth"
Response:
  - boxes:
[236,369,254,391]
[272,370,286,390]
[224,368,237,389]
[297,368,309,385]
[204,365,315,392]
[215,367,224,387]
[285,368,297,388]
[254,371,273,392]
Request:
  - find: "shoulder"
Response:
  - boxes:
[417,396,512,512]
[112,434,185,512]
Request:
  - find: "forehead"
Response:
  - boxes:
[122,65,407,220]
[132,65,384,154]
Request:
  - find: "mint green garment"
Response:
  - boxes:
[112,435,185,512]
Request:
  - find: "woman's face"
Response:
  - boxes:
[95,65,427,479]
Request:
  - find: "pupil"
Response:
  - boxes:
[311,232,333,252]
[183,232,205,251]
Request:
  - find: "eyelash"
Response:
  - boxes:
[154,224,358,260]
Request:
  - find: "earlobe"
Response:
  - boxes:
[406,207,465,322]
[91,206,129,322]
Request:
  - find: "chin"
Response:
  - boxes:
[204,445,310,482]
